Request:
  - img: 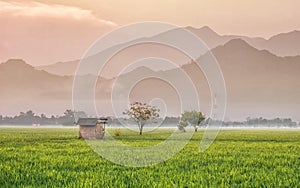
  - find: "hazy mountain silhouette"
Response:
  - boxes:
[1,37,300,120]
[36,60,79,77]
[0,59,72,92]
[185,26,300,57]
[36,26,300,77]
[185,26,265,50]
[199,39,300,120]
[265,30,300,56]
[117,39,300,120]
[0,59,73,115]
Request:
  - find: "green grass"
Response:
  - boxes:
[0,127,299,187]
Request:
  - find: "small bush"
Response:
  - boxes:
[177,121,188,132]
[114,128,121,136]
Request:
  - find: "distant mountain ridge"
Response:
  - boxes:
[1,37,300,121]
[0,59,73,115]
[185,26,300,57]
[36,26,300,77]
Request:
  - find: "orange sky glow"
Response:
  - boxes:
[1,0,300,65]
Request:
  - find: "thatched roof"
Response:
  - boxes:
[77,118,108,126]
[77,118,98,126]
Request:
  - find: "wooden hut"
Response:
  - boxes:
[77,118,108,139]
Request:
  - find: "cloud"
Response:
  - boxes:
[0,1,117,26]
[0,1,118,66]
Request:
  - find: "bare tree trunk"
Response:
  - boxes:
[138,122,143,135]
[138,121,144,135]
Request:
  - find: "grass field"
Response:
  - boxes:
[0,127,299,187]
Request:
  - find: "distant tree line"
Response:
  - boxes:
[108,116,299,128]
[0,110,299,128]
[222,117,299,128]
[0,110,87,126]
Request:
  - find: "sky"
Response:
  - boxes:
[1,0,300,66]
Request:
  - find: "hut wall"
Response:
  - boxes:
[95,123,105,139]
[79,126,96,139]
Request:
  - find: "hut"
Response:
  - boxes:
[77,118,108,139]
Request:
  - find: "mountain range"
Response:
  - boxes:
[1,27,300,121]
[36,26,300,77]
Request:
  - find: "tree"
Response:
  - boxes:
[61,109,75,125]
[177,121,188,132]
[74,111,87,121]
[181,110,205,132]
[123,102,160,135]
[63,109,74,118]
[25,110,35,117]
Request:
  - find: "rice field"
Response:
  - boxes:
[0,127,299,187]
